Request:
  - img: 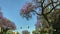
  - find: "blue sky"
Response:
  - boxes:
[0,0,37,34]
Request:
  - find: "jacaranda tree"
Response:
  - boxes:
[20,0,60,34]
[0,10,16,34]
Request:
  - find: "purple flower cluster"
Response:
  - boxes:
[0,12,16,30]
[21,2,35,14]
[20,2,35,19]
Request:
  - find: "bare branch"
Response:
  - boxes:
[41,0,45,15]
[42,14,50,27]
[44,2,57,9]
[51,0,54,7]
[45,4,60,15]
[33,10,42,16]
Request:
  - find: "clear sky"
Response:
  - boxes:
[0,0,37,34]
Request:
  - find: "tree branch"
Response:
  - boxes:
[33,10,42,16]
[45,4,60,15]
[51,0,54,7]
[41,0,45,14]
[44,2,57,9]
[43,14,50,27]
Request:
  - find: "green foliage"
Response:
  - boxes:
[17,32,20,34]
[32,30,40,34]
[6,30,12,34]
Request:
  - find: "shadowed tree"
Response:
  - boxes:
[20,0,60,34]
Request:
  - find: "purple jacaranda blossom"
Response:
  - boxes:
[0,11,16,30]
[20,2,36,20]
